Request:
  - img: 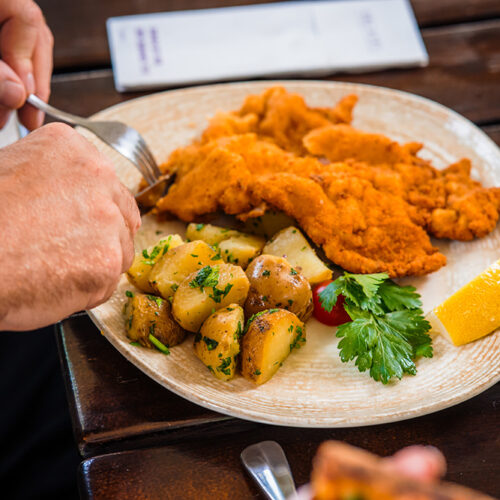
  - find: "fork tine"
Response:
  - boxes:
[132,143,157,184]
[137,138,162,178]
[129,142,155,185]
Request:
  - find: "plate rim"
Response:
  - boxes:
[87,80,500,427]
[89,79,500,158]
[89,309,500,428]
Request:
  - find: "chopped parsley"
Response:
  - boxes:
[318,272,432,384]
[290,269,298,275]
[262,270,271,277]
[189,265,220,290]
[125,290,134,298]
[288,299,294,306]
[146,295,164,307]
[226,252,238,264]
[141,238,171,266]
[171,284,179,292]
[235,321,243,339]
[254,369,261,376]
[217,357,232,375]
[195,223,204,231]
[202,336,219,351]
[290,325,305,351]
[244,309,280,333]
[209,283,233,303]
[148,334,170,355]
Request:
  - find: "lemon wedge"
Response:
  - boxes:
[427,260,500,346]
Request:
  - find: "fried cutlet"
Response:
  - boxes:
[153,87,499,278]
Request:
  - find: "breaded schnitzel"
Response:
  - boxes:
[153,87,499,277]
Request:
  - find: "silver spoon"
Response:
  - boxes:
[241,441,297,500]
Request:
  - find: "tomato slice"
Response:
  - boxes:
[312,280,351,326]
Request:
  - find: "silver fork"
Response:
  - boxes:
[26,94,162,186]
[241,441,298,500]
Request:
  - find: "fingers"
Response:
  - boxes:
[17,25,53,129]
[0,1,41,92]
[383,445,447,483]
[113,181,142,240]
[0,60,25,127]
[0,1,54,129]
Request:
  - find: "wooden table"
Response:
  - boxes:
[40,1,500,498]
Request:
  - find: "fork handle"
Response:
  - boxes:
[27,94,87,127]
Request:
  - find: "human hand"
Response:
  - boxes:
[0,0,53,129]
[383,445,447,482]
[0,123,141,331]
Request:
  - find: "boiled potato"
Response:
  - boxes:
[193,304,244,381]
[243,210,296,239]
[185,223,240,245]
[219,234,265,269]
[241,309,305,385]
[149,240,222,299]
[126,234,184,293]
[262,227,332,284]
[123,291,186,349]
[244,255,313,321]
[172,263,249,332]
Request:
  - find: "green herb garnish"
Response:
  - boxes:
[318,272,432,384]
[202,336,219,351]
[290,325,305,351]
[244,309,280,333]
[209,283,233,303]
[146,295,164,307]
[235,321,243,339]
[125,290,134,298]
[217,357,232,375]
[189,265,220,290]
[262,270,271,277]
[148,333,170,355]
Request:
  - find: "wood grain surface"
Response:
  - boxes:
[57,315,253,458]
[78,382,500,499]
[47,19,500,126]
[36,0,500,69]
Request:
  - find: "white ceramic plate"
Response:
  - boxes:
[84,81,500,427]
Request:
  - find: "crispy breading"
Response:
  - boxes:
[305,126,500,240]
[154,87,499,277]
[156,134,446,277]
[202,86,357,154]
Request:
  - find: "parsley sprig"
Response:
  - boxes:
[319,272,432,384]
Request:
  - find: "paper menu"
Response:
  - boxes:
[107,0,428,92]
